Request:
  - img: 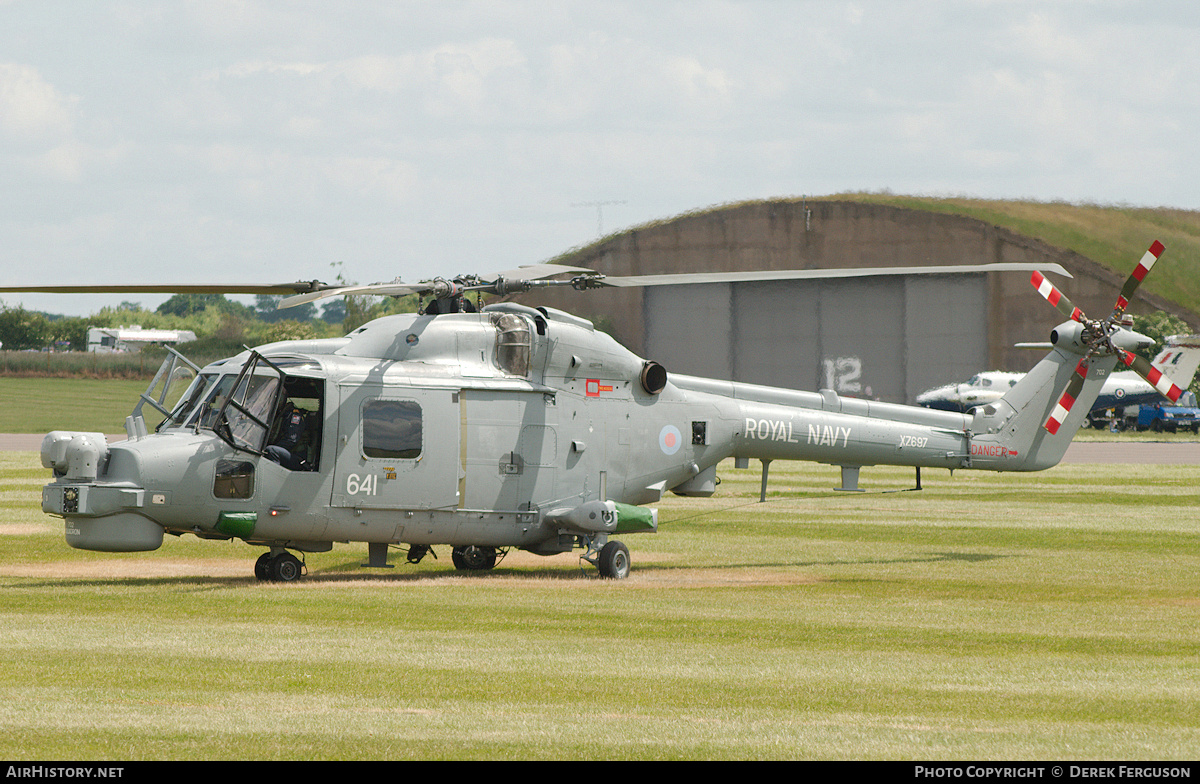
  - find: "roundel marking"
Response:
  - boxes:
[659,424,682,455]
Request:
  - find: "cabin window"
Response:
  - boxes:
[362,399,422,460]
[492,313,531,377]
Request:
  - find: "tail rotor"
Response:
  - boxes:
[1031,241,1183,433]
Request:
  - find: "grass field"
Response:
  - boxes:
[1,450,1197,760]
[0,378,151,434]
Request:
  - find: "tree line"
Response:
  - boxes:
[0,290,417,354]
[2,287,1194,393]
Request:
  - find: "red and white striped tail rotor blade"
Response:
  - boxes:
[1113,240,1165,318]
[1031,271,1086,323]
[1044,360,1089,435]
[1118,349,1184,403]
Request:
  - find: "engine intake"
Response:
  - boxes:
[641,361,667,395]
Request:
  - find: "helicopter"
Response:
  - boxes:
[6,243,1186,581]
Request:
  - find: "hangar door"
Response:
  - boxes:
[642,274,988,404]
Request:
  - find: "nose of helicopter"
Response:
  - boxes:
[40,431,164,552]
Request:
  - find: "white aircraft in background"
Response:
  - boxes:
[916,334,1200,420]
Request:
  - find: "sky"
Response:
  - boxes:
[2,0,1199,317]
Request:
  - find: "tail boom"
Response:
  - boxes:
[711,345,1108,475]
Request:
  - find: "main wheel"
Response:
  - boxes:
[452,545,497,571]
[254,552,273,581]
[597,540,630,579]
[269,552,303,582]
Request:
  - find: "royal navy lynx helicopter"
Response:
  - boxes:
[5,243,1185,581]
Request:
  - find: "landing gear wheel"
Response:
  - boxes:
[254,552,273,581]
[597,540,630,580]
[452,545,497,571]
[269,552,304,582]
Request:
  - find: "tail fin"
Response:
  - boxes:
[972,240,1180,471]
[967,346,1117,471]
[1152,334,1200,394]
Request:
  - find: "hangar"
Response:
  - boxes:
[519,199,1198,405]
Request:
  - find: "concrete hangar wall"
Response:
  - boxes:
[521,200,1187,405]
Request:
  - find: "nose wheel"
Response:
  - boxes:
[255,550,305,582]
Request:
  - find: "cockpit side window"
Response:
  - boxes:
[198,352,285,455]
[196,374,238,430]
[224,374,281,452]
[162,373,215,429]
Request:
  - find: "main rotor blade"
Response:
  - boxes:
[0,282,331,295]
[278,281,433,308]
[491,263,594,280]
[1117,348,1184,403]
[1113,240,1165,318]
[595,262,1072,288]
[1044,359,1090,434]
[277,264,594,308]
[1031,271,1086,323]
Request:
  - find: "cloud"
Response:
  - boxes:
[0,63,96,182]
[3,0,1200,319]
[0,63,76,140]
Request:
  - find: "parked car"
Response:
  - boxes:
[1131,392,1200,433]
